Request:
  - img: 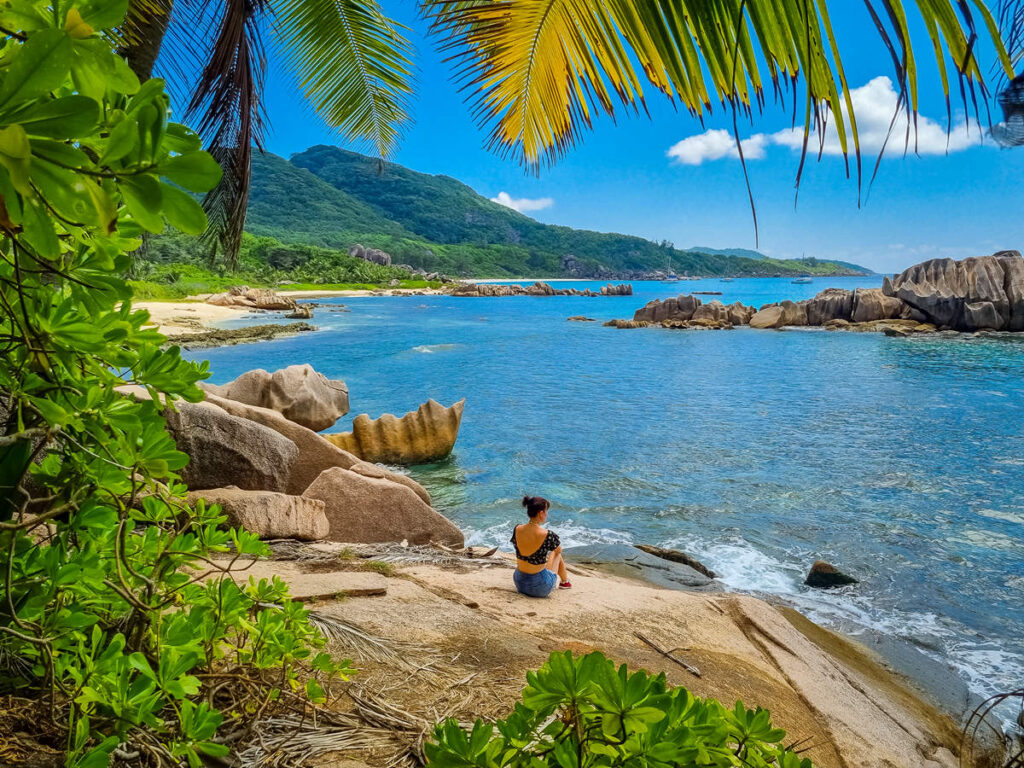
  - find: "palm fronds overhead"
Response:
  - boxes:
[269,0,415,158]
[426,0,1015,180]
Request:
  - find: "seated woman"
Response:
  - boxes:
[511,496,571,597]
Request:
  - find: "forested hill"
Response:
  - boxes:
[244,146,871,278]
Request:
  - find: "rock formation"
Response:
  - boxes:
[325,398,464,465]
[628,295,754,329]
[186,487,329,540]
[884,250,1024,331]
[201,364,349,432]
[304,467,464,546]
[805,560,858,589]
[450,281,632,297]
[163,400,298,491]
[349,243,392,266]
[206,286,296,311]
[286,304,313,319]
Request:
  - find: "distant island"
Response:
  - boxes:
[142,146,871,293]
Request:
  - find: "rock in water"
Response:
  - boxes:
[805,560,858,589]
[201,364,350,432]
[634,544,717,578]
[887,250,1024,331]
[325,398,464,465]
[206,285,296,311]
[285,304,313,319]
[163,400,298,492]
[202,393,431,503]
[304,467,464,546]
[187,487,329,540]
[749,305,785,328]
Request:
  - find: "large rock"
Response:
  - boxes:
[886,250,1024,331]
[202,393,430,503]
[201,365,350,432]
[326,399,464,465]
[304,467,463,546]
[805,560,858,589]
[633,294,700,323]
[349,244,392,266]
[206,285,296,311]
[749,305,785,329]
[187,487,329,540]
[163,400,298,491]
[564,543,719,591]
[805,288,854,325]
[851,288,904,323]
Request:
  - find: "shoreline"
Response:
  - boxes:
[263,542,980,768]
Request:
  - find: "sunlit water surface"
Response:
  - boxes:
[189,277,1024,708]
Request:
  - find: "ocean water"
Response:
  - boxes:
[188,276,1024,709]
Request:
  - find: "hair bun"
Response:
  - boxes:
[522,495,532,508]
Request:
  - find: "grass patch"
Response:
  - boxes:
[363,560,394,577]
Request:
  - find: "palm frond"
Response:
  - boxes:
[269,0,414,158]
[182,0,269,267]
[427,0,1015,177]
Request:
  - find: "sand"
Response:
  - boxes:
[266,548,968,768]
[134,300,255,334]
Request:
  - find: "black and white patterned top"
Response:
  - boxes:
[511,526,560,565]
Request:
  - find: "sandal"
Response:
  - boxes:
[558,581,572,589]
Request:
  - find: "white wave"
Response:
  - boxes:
[463,517,632,553]
[411,343,460,354]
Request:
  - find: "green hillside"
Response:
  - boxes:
[245,146,870,278]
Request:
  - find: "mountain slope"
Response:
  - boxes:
[244,146,871,278]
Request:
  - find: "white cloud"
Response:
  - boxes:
[667,129,767,165]
[490,191,553,213]
[667,76,983,165]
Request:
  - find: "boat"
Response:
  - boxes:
[792,277,813,284]
[663,273,680,282]
[719,277,734,283]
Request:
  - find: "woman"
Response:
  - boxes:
[511,496,571,597]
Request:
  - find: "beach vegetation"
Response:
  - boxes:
[0,2,348,764]
[427,650,811,768]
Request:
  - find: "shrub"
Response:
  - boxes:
[0,1,347,765]
[426,651,812,768]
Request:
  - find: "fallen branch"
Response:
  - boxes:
[634,631,701,678]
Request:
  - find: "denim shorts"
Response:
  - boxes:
[514,568,558,598]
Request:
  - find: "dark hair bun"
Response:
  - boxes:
[522,495,532,508]
[522,495,549,518]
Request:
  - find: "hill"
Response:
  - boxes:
[689,246,767,260]
[241,147,871,278]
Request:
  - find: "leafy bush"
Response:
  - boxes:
[0,1,347,765]
[426,651,812,768]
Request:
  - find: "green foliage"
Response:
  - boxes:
[426,651,812,768]
[0,3,347,764]
[238,147,871,278]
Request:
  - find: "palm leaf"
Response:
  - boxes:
[427,0,1015,176]
[179,0,268,267]
[269,0,414,158]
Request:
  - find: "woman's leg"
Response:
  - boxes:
[553,554,568,583]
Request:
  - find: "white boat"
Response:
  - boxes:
[792,277,813,284]
[720,277,734,283]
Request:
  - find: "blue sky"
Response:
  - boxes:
[251,3,1024,273]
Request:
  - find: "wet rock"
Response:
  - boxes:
[163,322,315,349]
[604,319,652,329]
[804,560,858,589]
[286,304,313,319]
[564,543,719,591]
[634,544,717,578]
[567,316,596,322]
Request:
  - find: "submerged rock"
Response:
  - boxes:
[567,316,596,322]
[804,560,858,589]
[634,544,717,578]
[201,364,350,432]
[325,398,464,465]
[565,543,719,591]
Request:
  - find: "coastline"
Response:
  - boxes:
[274,544,975,768]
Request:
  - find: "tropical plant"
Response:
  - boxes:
[426,651,812,768]
[0,0,348,764]
[129,0,1014,264]
[119,0,413,265]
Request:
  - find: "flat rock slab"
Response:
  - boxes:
[216,560,388,601]
[564,543,720,591]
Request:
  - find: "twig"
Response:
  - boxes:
[633,631,701,678]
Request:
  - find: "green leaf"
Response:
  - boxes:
[0,123,32,194]
[3,95,99,138]
[121,174,163,232]
[77,0,130,30]
[0,29,73,111]
[159,183,207,234]
[159,151,222,192]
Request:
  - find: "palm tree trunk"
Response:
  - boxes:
[119,3,174,81]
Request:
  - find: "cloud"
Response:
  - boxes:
[490,191,554,213]
[667,76,983,165]
[667,129,767,165]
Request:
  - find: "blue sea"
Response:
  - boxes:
[188,276,1024,709]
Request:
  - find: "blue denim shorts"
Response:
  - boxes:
[514,568,559,598]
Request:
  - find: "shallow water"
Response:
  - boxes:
[189,276,1024,707]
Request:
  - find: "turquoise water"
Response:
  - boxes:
[189,277,1024,705]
